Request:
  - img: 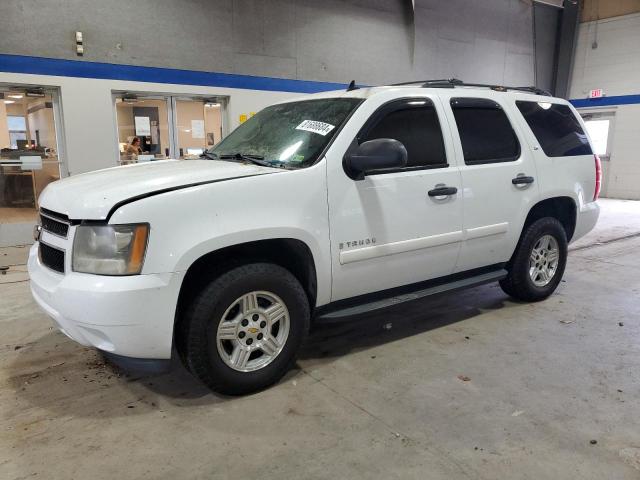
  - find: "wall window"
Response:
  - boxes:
[175,99,223,158]
[115,96,171,163]
[516,101,592,157]
[450,98,520,165]
[583,119,610,157]
[361,99,447,169]
[114,94,226,163]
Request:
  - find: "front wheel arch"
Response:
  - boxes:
[173,239,317,348]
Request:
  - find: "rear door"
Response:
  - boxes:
[442,95,540,272]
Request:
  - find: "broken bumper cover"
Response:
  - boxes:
[28,243,184,359]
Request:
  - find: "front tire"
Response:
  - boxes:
[500,217,567,302]
[179,263,310,395]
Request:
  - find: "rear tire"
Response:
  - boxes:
[178,263,310,395]
[500,217,567,302]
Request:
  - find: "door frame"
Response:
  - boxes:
[49,87,69,178]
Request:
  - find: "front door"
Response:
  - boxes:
[326,94,464,301]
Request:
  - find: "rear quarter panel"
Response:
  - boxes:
[510,97,596,229]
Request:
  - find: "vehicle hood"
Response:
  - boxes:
[39,160,277,220]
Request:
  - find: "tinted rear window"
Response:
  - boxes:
[450,98,520,164]
[516,101,592,157]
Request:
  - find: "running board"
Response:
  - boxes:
[315,269,507,321]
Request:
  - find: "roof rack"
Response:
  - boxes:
[389,78,551,96]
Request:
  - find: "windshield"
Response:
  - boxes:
[207,98,362,169]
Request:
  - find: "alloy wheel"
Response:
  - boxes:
[528,234,560,287]
[216,291,290,372]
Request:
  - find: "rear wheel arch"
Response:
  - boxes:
[522,196,577,242]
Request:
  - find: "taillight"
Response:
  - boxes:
[594,154,602,201]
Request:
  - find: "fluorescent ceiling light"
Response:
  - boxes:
[4,100,15,104]
[7,94,24,99]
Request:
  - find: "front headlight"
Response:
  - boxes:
[72,224,149,275]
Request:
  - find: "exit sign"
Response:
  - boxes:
[589,88,604,99]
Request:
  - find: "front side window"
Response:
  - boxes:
[360,99,447,169]
[451,98,520,164]
[516,101,592,157]
[208,98,362,169]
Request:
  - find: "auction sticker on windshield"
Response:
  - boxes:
[295,120,335,136]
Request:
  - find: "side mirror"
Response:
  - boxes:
[344,138,408,180]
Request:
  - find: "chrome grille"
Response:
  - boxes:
[39,242,65,274]
[40,208,70,238]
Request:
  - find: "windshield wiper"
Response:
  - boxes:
[219,153,274,168]
[199,151,218,160]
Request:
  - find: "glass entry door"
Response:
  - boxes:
[0,86,65,223]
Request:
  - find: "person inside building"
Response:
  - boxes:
[124,136,143,158]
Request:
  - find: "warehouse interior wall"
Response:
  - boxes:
[580,0,640,22]
[533,2,561,94]
[0,0,554,184]
[413,0,534,86]
[0,0,537,87]
[569,12,640,200]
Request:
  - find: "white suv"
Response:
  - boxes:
[29,80,601,394]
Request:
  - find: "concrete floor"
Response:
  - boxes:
[0,208,38,224]
[1,198,640,479]
[0,208,38,248]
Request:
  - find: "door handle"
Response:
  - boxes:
[428,186,458,197]
[511,176,534,185]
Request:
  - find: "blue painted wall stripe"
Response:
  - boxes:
[0,54,348,94]
[570,94,640,108]
[2,54,639,105]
